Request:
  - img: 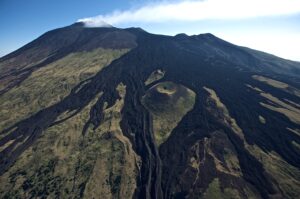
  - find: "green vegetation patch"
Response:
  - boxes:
[258,115,266,124]
[142,81,196,145]
[202,178,249,199]
[0,48,130,134]
[246,84,300,124]
[145,69,165,85]
[252,75,300,97]
[247,145,300,199]
[0,83,140,198]
[202,178,223,199]
[204,86,245,140]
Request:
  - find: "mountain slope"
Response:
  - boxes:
[0,23,299,199]
[0,22,136,95]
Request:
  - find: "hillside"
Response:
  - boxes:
[0,22,300,199]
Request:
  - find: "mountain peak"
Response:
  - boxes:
[174,33,189,40]
[70,22,85,27]
[76,19,113,28]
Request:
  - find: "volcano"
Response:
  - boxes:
[0,22,299,199]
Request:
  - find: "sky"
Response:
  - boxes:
[0,0,300,61]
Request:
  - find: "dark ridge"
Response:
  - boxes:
[174,33,189,39]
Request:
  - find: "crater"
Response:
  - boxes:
[155,81,176,95]
[142,81,196,145]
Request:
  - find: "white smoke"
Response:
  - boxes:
[78,0,300,27]
[78,19,113,28]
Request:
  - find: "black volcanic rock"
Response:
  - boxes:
[0,24,299,199]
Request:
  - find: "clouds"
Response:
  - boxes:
[78,0,300,27]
